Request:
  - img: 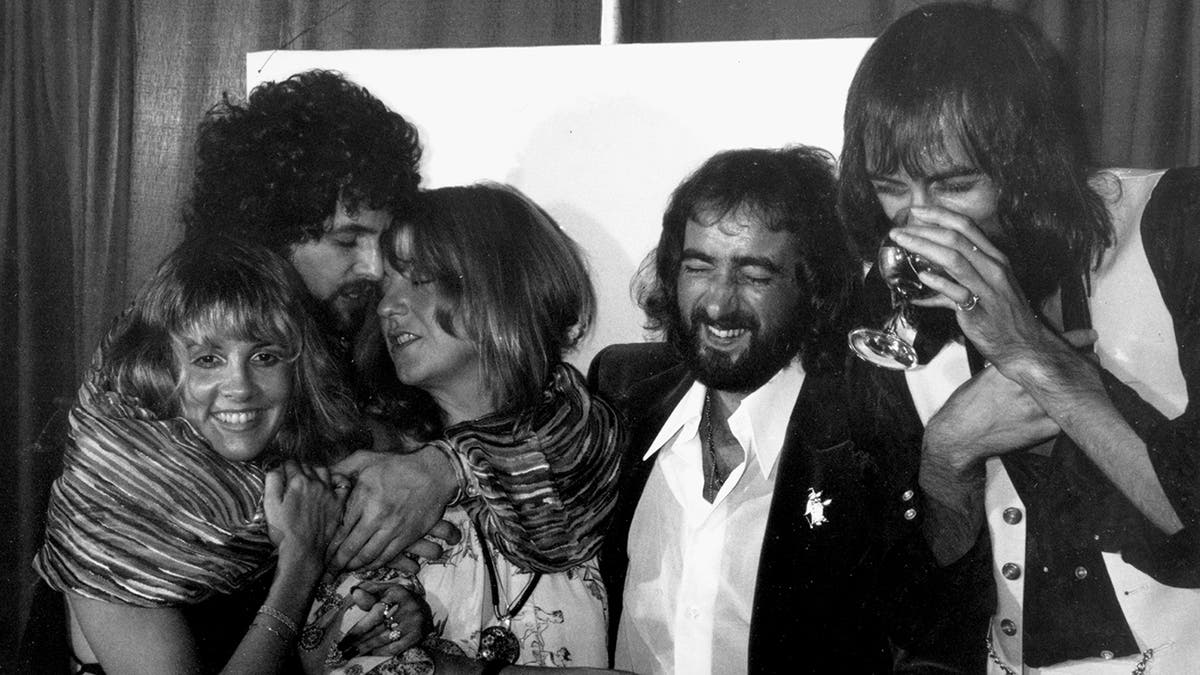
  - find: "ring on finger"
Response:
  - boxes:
[387,628,404,641]
[382,602,396,620]
[956,293,980,312]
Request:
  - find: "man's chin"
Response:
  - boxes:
[322,297,371,338]
[690,349,769,393]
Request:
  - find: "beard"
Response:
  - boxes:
[670,304,805,393]
[318,279,380,338]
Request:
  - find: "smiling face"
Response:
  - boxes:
[675,206,807,392]
[377,228,484,414]
[287,199,390,335]
[175,334,293,462]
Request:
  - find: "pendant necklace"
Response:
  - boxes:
[704,389,725,501]
[473,515,542,665]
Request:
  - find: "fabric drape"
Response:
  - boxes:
[1,0,135,665]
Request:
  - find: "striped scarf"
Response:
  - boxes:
[34,347,273,607]
[449,363,624,568]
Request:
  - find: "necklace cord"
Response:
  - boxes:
[472,515,542,621]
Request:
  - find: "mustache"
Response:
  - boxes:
[336,279,380,299]
[691,306,760,333]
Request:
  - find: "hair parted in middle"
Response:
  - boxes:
[384,183,596,414]
[184,69,422,253]
[100,235,363,464]
[838,2,1112,306]
[637,145,860,375]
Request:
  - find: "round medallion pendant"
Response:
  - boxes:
[477,624,521,664]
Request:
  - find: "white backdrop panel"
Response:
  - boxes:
[249,39,873,370]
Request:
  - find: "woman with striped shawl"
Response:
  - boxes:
[310,184,625,674]
[33,236,419,673]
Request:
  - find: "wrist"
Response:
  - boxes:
[1003,330,1084,390]
[424,440,475,506]
[274,547,324,587]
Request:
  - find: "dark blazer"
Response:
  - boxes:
[589,342,897,674]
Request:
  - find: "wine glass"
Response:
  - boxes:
[848,214,945,370]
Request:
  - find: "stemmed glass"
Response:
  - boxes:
[848,213,945,370]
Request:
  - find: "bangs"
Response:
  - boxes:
[861,96,984,179]
[170,295,301,358]
[385,221,470,343]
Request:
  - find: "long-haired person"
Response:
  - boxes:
[33,237,413,674]
[313,184,625,674]
[841,3,1200,671]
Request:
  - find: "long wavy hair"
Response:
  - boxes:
[184,69,422,252]
[368,184,595,424]
[838,2,1112,306]
[636,146,859,375]
[100,236,363,464]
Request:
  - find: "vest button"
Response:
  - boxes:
[1002,507,1023,524]
[1100,650,1114,660]
[1001,562,1021,580]
[1000,619,1017,636]
[1074,566,1089,580]
[903,508,917,521]
[901,489,915,502]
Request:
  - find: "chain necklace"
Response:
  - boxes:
[985,634,1153,675]
[704,389,725,501]
[473,516,542,665]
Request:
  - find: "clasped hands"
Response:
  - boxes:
[265,443,465,661]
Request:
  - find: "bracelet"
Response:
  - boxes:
[256,604,299,634]
[253,620,295,645]
[429,440,478,506]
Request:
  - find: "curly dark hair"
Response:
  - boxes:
[838,3,1111,306]
[184,69,422,252]
[636,146,860,375]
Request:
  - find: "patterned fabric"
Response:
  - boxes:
[308,366,618,671]
[445,363,625,573]
[311,507,608,673]
[33,324,273,607]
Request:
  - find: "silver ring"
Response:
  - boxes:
[382,602,396,619]
[970,245,979,252]
[387,628,404,641]
[956,293,980,312]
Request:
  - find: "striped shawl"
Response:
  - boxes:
[34,347,273,607]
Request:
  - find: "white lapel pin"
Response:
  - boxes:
[805,487,832,528]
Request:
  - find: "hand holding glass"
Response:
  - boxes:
[848,212,948,370]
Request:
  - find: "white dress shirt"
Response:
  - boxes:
[614,361,806,675]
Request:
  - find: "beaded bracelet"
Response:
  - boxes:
[256,604,299,634]
[253,620,294,645]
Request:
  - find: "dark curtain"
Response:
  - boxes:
[2,1,135,667]
[3,0,1196,669]
[623,0,1199,169]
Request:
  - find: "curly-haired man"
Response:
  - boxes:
[185,69,422,339]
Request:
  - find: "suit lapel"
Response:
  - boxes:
[749,370,852,671]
